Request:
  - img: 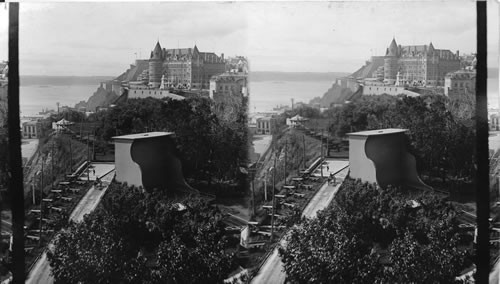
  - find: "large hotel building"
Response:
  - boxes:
[109,41,226,94]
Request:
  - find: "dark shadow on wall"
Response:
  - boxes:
[365,133,431,190]
[130,134,198,194]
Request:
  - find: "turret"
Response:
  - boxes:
[428,42,435,55]
[387,38,398,57]
[149,41,163,88]
[151,41,162,60]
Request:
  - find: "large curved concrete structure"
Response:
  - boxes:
[348,128,431,190]
[113,132,197,194]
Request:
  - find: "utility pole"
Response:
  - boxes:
[321,129,324,177]
[39,162,43,246]
[251,168,255,217]
[69,137,73,173]
[326,130,329,159]
[270,153,276,243]
[87,132,90,182]
[264,172,267,201]
[303,134,306,170]
[51,142,54,189]
[31,181,35,205]
[284,139,287,185]
[92,128,96,161]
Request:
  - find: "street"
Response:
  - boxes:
[250,161,349,284]
[21,139,39,162]
[26,163,115,284]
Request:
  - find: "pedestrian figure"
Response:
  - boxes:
[326,165,329,172]
[92,168,95,176]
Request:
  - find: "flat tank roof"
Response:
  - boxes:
[347,128,407,137]
[112,131,174,141]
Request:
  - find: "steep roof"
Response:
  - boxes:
[387,38,398,56]
[151,41,163,59]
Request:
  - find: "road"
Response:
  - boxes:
[21,139,39,162]
[250,162,349,284]
[26,164,115,284]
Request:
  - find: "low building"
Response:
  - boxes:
[491,113,500,131]
[22,121,42,139]
[127,85,185,100]
[286,115,308,127]
[362,80,419,97]
[348,128,431,190]
[444,69,476,97]
[113,132,196,193]
[209,73,248,100]
[256,117,274,135]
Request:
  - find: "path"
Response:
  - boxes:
[250,163,349,284]
[21,139,39,162]
[26,163,115,284]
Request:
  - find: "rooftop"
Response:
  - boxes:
[112,131,174,141]
[348,128,407,137]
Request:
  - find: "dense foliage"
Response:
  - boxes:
[48,183,237,283]
[93,97,247,184]
[325,94,475,182]
[279,179,472,283]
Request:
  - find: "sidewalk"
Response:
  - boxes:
[26,165,115,284]
[250,165,349,284]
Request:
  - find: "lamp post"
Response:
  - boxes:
[87,132,90,182]
[303,134,306,170]
[264,172,268,201]
[249,167,256,217]
[269,153,277,243]
[69,137,73,173]
[284,139,288,185]
[38,164,43,246]
[321,129,324,177]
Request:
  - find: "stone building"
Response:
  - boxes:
[382,38,460,86]
[22,121,42,139]
[256,117,274,135]
[444,69,476,97]
[209,73,248,101]
[108,42,225,94]
[148,41,226,90]
[350,38,461,87]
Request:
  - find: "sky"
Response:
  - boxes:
[0,1,498,76]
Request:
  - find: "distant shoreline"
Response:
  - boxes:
[20,75,115,86]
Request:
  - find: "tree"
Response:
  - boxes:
[279,178,472,283]
[94,97,248,184]
[279,209,383,283]
[326,94,475,183]
[47,213,150,284]
[48,183,237,283]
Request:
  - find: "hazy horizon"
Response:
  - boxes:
[0,1,497,76]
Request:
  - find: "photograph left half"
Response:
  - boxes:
[15,2,250,284]
[0,3,15,283]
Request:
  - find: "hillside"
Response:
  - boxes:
[309,82,358,107]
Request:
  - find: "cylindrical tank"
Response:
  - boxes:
[149,60,162,88]
[384,57,398,85]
